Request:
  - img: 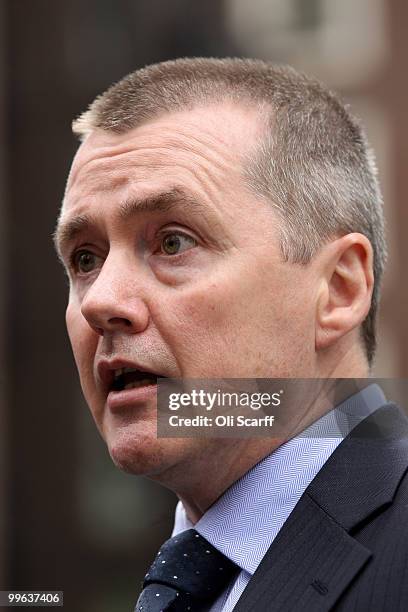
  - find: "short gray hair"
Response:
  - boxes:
[73,57,386,365]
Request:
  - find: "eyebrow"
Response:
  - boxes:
[53,187,216,259]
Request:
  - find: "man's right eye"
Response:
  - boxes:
[72,250,102,274]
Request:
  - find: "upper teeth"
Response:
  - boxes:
[114,367,137,377]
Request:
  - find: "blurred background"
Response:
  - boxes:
[0,0,407,610]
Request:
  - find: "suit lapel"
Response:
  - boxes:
[233,493,371,611]
[233,403,408,612]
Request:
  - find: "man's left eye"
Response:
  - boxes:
[160,232,197,256]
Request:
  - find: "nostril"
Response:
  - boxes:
[80,295,149,335]
[108,317,132,327]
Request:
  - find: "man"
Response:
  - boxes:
[54,58,408,611]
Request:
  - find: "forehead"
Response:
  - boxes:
[63,103,263,214]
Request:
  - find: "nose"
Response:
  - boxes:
[80,255,150,336]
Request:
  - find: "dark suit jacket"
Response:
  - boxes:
[233,402,408,611]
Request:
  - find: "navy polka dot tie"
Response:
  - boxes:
[135,529,239,611]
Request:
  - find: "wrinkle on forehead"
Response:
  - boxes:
[66,103,264,205]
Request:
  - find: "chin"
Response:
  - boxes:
[107,425,156,473]
[106,426,187,480]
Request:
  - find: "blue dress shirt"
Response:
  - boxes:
[172,384,386,612]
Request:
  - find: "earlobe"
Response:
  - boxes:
[315,234,374,352]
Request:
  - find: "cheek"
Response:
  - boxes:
[153,267,316,376]
[153,280,270,373]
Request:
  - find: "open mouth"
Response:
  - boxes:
[111,367,158,392]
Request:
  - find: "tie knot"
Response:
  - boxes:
[136,529,238,611]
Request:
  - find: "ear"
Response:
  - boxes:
[315,233,374,352]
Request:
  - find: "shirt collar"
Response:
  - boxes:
[172,384,386,575]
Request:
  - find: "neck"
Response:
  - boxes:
[317,337,370,379]
[163,344,369,524]
[175,438,281,523]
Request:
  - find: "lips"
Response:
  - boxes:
[96,359,166,412]
[97,359,164,395]
[111,367,158,391]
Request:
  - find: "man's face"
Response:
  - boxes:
[58,103,319,478]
